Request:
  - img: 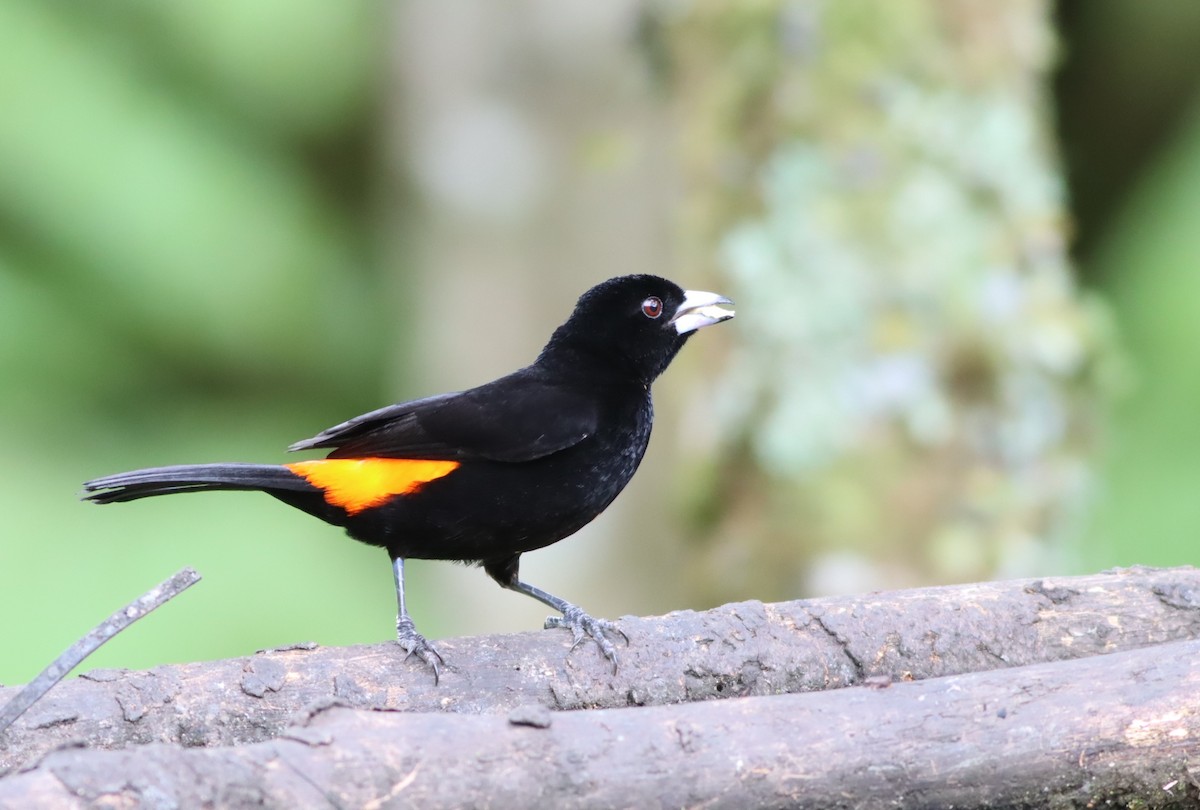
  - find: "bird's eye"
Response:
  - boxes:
[641,296,664,319]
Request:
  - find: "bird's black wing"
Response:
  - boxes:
[287,371,598,463]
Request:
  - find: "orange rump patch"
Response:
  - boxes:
[286,458,460,515]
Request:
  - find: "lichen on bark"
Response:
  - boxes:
[664,0,1113,602]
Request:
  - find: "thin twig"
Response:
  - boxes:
[0,567,202,735]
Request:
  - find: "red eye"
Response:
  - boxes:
[641,296,664,319]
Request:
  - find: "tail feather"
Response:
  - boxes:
[83,463,313,504]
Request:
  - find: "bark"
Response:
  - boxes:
[2,567,1198,777]
[668,0,1104,606]
[2,636,1198,809]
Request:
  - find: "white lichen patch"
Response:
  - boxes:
[1124,711,1191,746]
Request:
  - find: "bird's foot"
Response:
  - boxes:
[544,605,628,673]
[396,616,444,683]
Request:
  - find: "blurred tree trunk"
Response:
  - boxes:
[662,0,1109,605]
[385,0,691,633]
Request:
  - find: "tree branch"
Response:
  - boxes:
[3,635,1197,808]
[0,567,201,735]
[2,566,1198,776]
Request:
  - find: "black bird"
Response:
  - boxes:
[84,275,734,679]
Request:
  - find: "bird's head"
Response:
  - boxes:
[542,275,734,383]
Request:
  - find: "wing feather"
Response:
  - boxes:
[288,370,597,463]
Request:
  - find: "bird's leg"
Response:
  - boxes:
[484,556,627,672]
[392,556,443,682]
[516,579,630,670]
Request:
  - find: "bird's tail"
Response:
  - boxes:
[83,463,314,504]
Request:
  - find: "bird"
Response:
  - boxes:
[83,275,734,680]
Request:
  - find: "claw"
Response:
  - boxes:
[396,616,444,684]
[545,605,626,673]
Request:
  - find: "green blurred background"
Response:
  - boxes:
[2,1,1197,685]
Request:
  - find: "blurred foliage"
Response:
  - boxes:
[0,0,391,686]
[1053,1,1200,569]
[0,1,383,389]
[1080,99,1200,568]
[1054,0,1200,274]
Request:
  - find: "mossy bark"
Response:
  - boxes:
[663,0,1109,604]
